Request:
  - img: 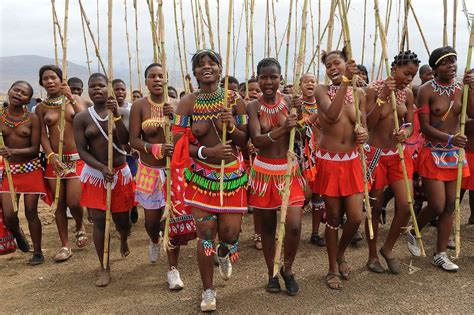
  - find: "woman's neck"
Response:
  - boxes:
[261,92,278,104]
[93,102,107,111]
[7,105,24,116]
[435,76,453,85]
[149,93,164,104]
[303,95,316,103]
[199,82,219,93]
[48,92,61,98]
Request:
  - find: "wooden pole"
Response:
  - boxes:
[453,0,458,49]
[79,0,108,76]
[204,0,215,50]
[250,0,256,77]
[317,0,321,83]
[233,1,245,76]
[397,0,401,48]
[190,0,199,49]
[97,0,100,73]
[158,0,173,252]
[370,14,379,82]
[103,0,115,268]
[124,0,133,98]
[408,2,430,57]
[51,0,60,66]
[374,0,426,256]
[0,134,18,216]
[245,0,250,99]
[309,0,316,73]
[173,0,187,93]
[443,0,448,46]
[376,0,393,80]
[305,16,330,73]
[265,0,270,57]
[179,0,190,93]
[80,9,92,76]
[147,0,158,62]
[399,0,410,52]
[455,17,474,258]
[219,0,234,206]
[217,0,222,56]
[337,0,374,240]
[133,0,142,93]
[284,0,294,81]
[361,0,367,65]
[52,0,69,215]
[325,0,337,84]
[197,0,207,48]
[292,0,299,82]
[273,0,309,277]
[271,0,278,60]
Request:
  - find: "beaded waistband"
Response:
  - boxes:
[8,158,42,175]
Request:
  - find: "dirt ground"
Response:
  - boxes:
[2,197,474,314]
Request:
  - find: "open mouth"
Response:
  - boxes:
[330,71,340,80]
[202,70,213,79]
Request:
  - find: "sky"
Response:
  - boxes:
[1,0,473,90]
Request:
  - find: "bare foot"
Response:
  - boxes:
[120,240,130,259]
[95,269,111,287]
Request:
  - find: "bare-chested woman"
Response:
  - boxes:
[173,50,248,312]
[407,46,474,272]
[74,73,134,287]
[314,48,368,290]
[35,65,88,262]
[1,81,49,265]
[364,51,420,274]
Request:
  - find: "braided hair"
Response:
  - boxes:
[391,50,420,68]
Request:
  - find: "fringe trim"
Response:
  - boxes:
[80,164,132,189]
[249,167,305,197]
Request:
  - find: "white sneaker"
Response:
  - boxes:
[167,266,184,290]
[447,237,456,250]
[216,246,232,280]
[200,289,216,312]
[148,239,161,263]
[407,231,421,257]
[432,252,459,272]
[66,207,73,219]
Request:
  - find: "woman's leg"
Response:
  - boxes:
[23,194,42,254]
[366,188,383,264]
[193,208,218,290]
[282,206,303,275]
[259,209,277,276]
[436,180,456,253]
[48,179,69,248]
[90,208,109,287]
[65,178,85,237]
[338,194,363,262]
[112,211,132,258]
[323,196,342,275]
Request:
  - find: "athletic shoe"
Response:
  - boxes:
[432,252,459,272]
[167,267,184,290]
[280,267,299,296]
[447,238,456,250]
[28,252,44,266]
[406,231,421,257]
[200,289,216,312]
[266,276,281,293]
[66,207,73,219]
[148,240,161,263]
[216,250,232,280]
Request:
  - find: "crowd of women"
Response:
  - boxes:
[0,45,473,312]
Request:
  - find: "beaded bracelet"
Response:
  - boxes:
[151,144,164,160]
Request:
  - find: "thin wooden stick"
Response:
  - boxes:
[374,0,426,256]
[51,0,64,51]
[305,16,330,73]
[265,0,270,57]
[103,0,114,269]
[455,17,474,258]
[147,0,158,62]
[309,0,316,73]
[338,0,373,240]
[179,0,190,93]
[399,0,410,52]
[361,0,367,64]
[233,1,245,76]
[376,0,393,80]
[273,0,309,277]
[97,0,100,72]
[443,0,448,46]
[204,0,215,51]
[397,0,401,48]
[158,0,173,252]
[276,21,290,58]
[245,0,250,99]
[370,13,379,82]
[173,0,187,93]
[453,0,458,49]
[271,0,278,60]
[52,0,69,216]
[80,9,92,76]
[217,0,221,56]
[408,2,430,57]
[284,0,294,81]
[133,0,143,93]
[292,0,299,81]
[325,0,337,84]
[51,0,59,66]
[317,0,321,83]
[219,0,234,206]
[124,0,133,98]
[79,0,108,76]
[250,0,256,77]
[197,0,207,48]
[0,134,18,216]
[190,0,199,49]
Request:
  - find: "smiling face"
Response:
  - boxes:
[258,64,281,98]
[113,82,127,103]
[145,65,164,96]
[392,63,419,89]
[300,74,317,97]
[8,82,32,108]
[88,76,108,104]
[42,70,62,95]
[194,55,221,85]
[325,53,346,86]
[434,56,457,81]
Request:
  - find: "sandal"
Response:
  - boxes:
[75,230,89,248]
[326,272,342,290]
[54,247,72,262]
[336,257,351,280]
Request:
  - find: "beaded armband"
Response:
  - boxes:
[172,114,190,127]
[234,114,248,125]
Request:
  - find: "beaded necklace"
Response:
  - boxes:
[0,108,30,128]
[369,79,407,107]
[258,92,288,127]
[41,95,65,108]
[193,87,225,121]
[303,99,318,114]
[431,78,461,98]
[327,84,354,104]
[142,95,165,129]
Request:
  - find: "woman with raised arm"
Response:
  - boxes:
[314,48,368,290]
[172,50,248,312]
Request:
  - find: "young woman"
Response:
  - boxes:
[247,58,304,295]
[130,63,194,290]
[74,73,135,287]
[36,65,88,262]
[173,50,248,312]
[364,51,420,274]
[314,48,368,290]
[0,81,49,265]
[299,73,326,247]
[461,119,474,224]
[407,46,474,272]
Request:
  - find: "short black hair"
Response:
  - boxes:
[132,90,143,96]
[112,78,126,86]
[168,86,177,95]
[9,80,34,99]
[419,64,432,75]
[144,63,163,79]
[429,46,457,68]
[191,50,222,74]
[220,76,239,86]
[391,50,420,68]
[39,64,62,87]
[88,73,108,85]
[257,58,281,76]
[68,77,83,87]
[179,91,186,98]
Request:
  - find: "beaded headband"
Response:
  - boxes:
[435,52,457,65]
